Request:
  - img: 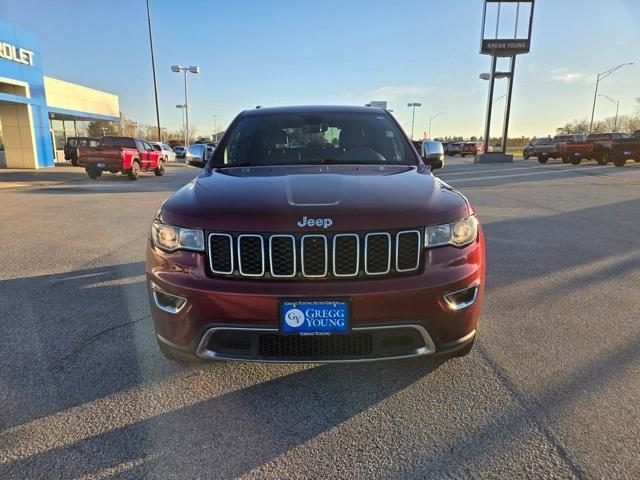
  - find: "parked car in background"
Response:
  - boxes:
[460,142,484,157]
[78,136,164,180]
[564,132,631,165]
[530,137,559,163]
[522,142,535,159]
[447,142,462,156]
[173,146,186,158]
[611,130,640,167]
[64,137,99,166]
[151,142,176,163]
[554,134,587,162]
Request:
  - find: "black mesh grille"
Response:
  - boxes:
[334,235,359,276]
[209,235,233,273]
[258,333,373,358]
[366,234,390,274]
[238,236,263,275]
[302,236,327,276]
[270,236,295,276]
[397,232,421,271]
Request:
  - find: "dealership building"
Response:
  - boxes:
[0,20,120,169]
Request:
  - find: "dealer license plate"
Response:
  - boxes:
[280,300,350,335]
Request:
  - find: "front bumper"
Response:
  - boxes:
[147,233,485,362]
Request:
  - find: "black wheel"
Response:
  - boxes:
[71,158,79,167]
[571,157,582,165]
[154,160,165,176]
[157,338,203,362]
[128,160,141,180]
[613,156,627,167]
[538,155,548,164]
[86,167,101,179]
[596,152,609,165]
[460,154,466,158]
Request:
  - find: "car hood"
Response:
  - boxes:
[160,165,470,232]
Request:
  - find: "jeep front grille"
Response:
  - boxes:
[207,230,422,280]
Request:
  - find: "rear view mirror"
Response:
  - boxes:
[421,141,445,171]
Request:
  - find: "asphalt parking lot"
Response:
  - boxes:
[1,158,639,479]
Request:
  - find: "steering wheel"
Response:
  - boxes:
[337,147,386,163]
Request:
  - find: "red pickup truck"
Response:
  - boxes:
[77,136,165,180]
[564,132,631,165]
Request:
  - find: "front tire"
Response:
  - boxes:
[571,156,582,165]
[128,161,141,180]
[597,151,610,165]
[154,160,165,176]
[538,155,548,164]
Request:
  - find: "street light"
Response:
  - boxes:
[589,62,633,133]
[213,114,219,143]
[407,102,422,139]
[598,94,621,131]
[428,112,445,140]
[176,104,187,147]
[171,65,199,148]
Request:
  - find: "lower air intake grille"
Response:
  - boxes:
[258,333,373,358]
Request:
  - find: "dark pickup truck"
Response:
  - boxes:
[611,130,640,167]
[64,137,99,166]
[78,136,164,180]
[565,132,631,165]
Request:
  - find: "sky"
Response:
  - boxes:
[3,0,640,139]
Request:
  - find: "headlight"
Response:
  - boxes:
[425,216,478,248]
[152,221,204,252]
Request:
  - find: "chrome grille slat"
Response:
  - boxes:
[238,234,265,277]
[364,232,392,275]
[395,230,421,272]
[207,230,421,279]
[208,233,234,274]
[301,234,328,278]
[269,235,296,278]
[333,234,360,277]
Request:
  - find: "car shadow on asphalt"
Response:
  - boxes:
[0,261,447,479]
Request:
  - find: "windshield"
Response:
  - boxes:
[212,112,416,167]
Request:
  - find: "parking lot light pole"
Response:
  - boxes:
[589,63,633,133]
[407,103,422,139]
[598,95,621,131]
[176,104,187,147]
[171,65,199,148]
[213,114,218,143]
[428,112,445,140]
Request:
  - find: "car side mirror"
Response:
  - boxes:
[421,141,445,171]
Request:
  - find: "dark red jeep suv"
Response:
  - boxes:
[146,106,485,362]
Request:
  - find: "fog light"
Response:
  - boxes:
[443,285,479,311]
[152,289,187,314]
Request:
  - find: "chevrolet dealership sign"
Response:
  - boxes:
[0,41,34,66]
